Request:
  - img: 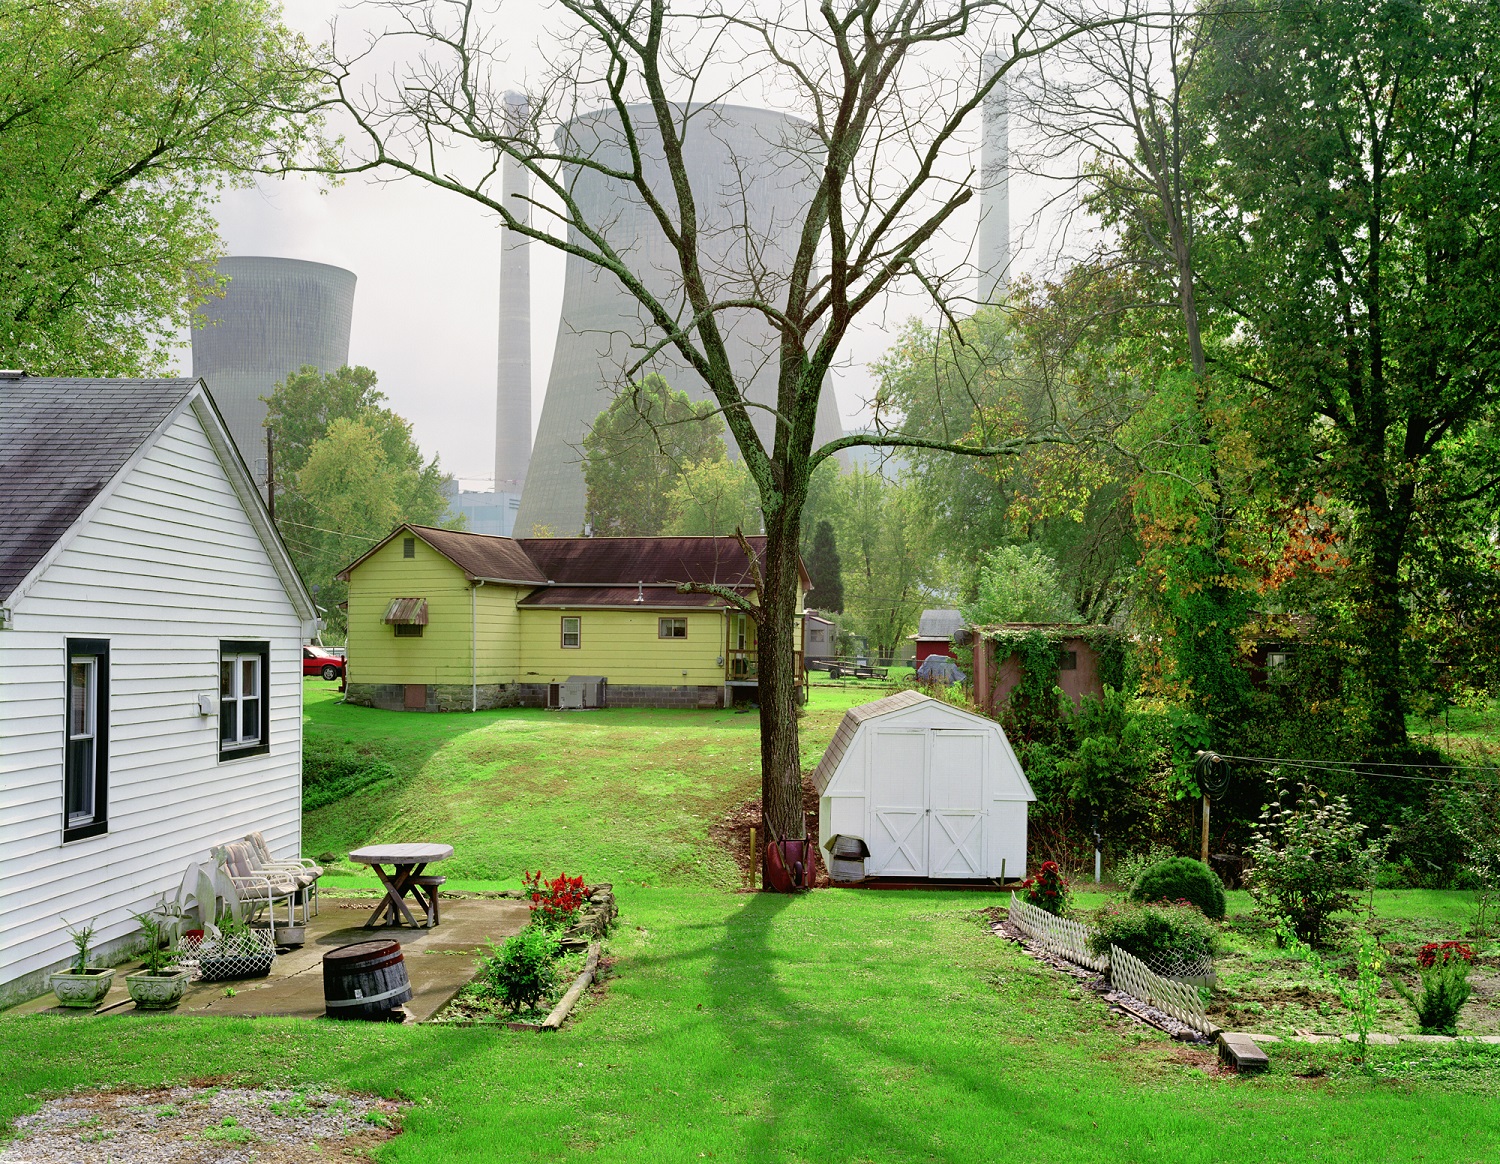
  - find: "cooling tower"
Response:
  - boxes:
[977,56,1011,304]
[494,92,532,493]
[191,256,357,487]
[515,104,845,537]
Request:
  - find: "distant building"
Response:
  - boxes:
[911,608,965,663]
[516,104,846,536]
[0,374,316,1006]
[803,611,837,662]
[441,483,521,538]
[191,257,357,492]
[336,527,810,711]
[970,624,1113,715]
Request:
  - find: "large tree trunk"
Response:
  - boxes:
[756,512,807,884]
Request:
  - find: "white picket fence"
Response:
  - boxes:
[1006,893,1211,1033]
[1008,893,1109,972]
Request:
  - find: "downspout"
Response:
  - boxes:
[471,581,481,712]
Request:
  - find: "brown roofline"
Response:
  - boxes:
[333,523,542,585]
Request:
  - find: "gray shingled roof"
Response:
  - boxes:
[1,377,199,602]
[811,689,934,794]
[916,608,966,640]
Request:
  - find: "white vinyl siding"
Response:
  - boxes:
[0,407,305,999]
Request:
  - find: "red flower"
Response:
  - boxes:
[1417,941,1475,970]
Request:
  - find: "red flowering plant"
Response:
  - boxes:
[1393,942,1477,1035]
[1019,861,1070,917]
[524,870,588,931]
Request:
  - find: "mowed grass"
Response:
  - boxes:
[6,888,1499,1163]
[304,681,881,889]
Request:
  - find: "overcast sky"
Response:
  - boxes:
[183,0,1057,490]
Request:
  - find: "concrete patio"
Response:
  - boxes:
[14,892,530,1023]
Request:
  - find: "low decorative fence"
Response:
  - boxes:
[1108,945,1216,1036]
[1007,893,1211,1033]
[1008,893,1109,973]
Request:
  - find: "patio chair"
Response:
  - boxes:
[243,831,322,920]
[214,841,298,944]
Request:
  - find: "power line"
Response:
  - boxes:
[1217,753,1500,790]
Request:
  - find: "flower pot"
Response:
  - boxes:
[50,967,115,1009]
[125,968,190,1009]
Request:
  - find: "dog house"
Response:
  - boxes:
[812,690,1034,880]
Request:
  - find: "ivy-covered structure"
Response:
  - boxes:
[970,624,1126,718]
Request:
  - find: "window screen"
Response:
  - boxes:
[220,641,270,758]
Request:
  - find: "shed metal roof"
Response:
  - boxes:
[516,535,782,588]
[916,608,966,640]
[1,377,201,602]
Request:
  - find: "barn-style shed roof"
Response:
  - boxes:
[812,689,934,794]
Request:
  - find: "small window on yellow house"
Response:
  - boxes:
[658,617,687,639]
[561,616,581,648]
[395,624,423,638]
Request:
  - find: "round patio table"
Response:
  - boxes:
[348,843,454,929]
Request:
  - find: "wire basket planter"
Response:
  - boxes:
[178,927,276,983]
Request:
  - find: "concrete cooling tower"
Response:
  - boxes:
[191,257,357,488]
[515,104,845,537]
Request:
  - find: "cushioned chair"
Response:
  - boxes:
[244,831,322,920]
[214,841,298,943]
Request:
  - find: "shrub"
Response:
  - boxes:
[481,926,560,1013]
[1245,780,1389,946]
[1130,857,1226,920]
[1113,845,1177,895]
[1087,900,1218,970]
[1392,942,1475,1035]
[1021,861,1069,916]
[524,870,588,930]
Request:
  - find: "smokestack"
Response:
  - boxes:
[978,55,1010,305]
[494,91,532,493]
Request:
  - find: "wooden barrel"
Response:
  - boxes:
[323,940,411,1020]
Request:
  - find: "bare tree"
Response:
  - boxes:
[303,0,1127,878]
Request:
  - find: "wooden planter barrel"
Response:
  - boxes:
[323,940,412,1020]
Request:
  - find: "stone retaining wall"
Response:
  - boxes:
[343,683,515,712]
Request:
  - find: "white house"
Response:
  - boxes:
[0,375,317,1006]
[812,690,1035,881]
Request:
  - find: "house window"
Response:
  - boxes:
[659,617,687,639]
[64,639,109,841]
[220,641,269,759]
[394,623,423,638]
[403,536,416,558]
[1061,650,1078,671]
[1266,652,1288,671]
[561,616,581,648]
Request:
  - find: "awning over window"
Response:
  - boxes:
[383,597,429,626]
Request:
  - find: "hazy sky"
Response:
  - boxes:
[188,0,1052,490]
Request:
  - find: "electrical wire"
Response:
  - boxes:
[1217,753,1500,789]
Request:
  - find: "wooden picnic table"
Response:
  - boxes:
[348,843,454,929]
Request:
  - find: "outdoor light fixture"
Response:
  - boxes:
[198,694,216,716]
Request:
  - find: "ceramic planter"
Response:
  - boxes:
[50,967,115,1009]
[125,967,190,1009]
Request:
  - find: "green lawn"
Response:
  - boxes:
[302,679,883,889]
[5,682,1500,1161]
[5,888,1498,1162]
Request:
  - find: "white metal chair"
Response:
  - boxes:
[214,841,297,943]
[243,831,322,920]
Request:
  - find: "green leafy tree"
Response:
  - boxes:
[665,455,760,536]
[966,545,1079,626]
[583,375,726,537]
[804,521,844,614]
[265,366,454,633]
[830,471,939,659]
[0,0,322,373]
[1187,0,1500,751]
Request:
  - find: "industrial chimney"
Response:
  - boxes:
[977,55,1011,305]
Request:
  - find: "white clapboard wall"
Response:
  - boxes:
[0,400,309,999]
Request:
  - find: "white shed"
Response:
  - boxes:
[0,376,317,1006]
[813,690,1035,880]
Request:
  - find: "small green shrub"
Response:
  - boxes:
[1113,845,1177,895]
[1088,900,1218,968]
[1130,857,1226,919]
[481,926,560,1013]
[1391,942,1475,1035]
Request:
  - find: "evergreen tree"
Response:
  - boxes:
[806,520,844,613]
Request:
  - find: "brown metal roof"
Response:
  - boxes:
[811,690,934,794]
[517,586,737,608]
[336,525,548,584]
[383,597,429,625]
[516,535,781,588]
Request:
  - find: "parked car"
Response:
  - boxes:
[303,646,345,681]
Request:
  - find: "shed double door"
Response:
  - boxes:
[868,728,988,878]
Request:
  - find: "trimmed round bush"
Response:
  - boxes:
[1129,856,1226,919]
[1087,900,1218,967]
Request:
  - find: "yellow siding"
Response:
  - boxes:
[345,536,524,684]
[518,608,727,686]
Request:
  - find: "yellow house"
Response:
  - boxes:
[336,526,807,711]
